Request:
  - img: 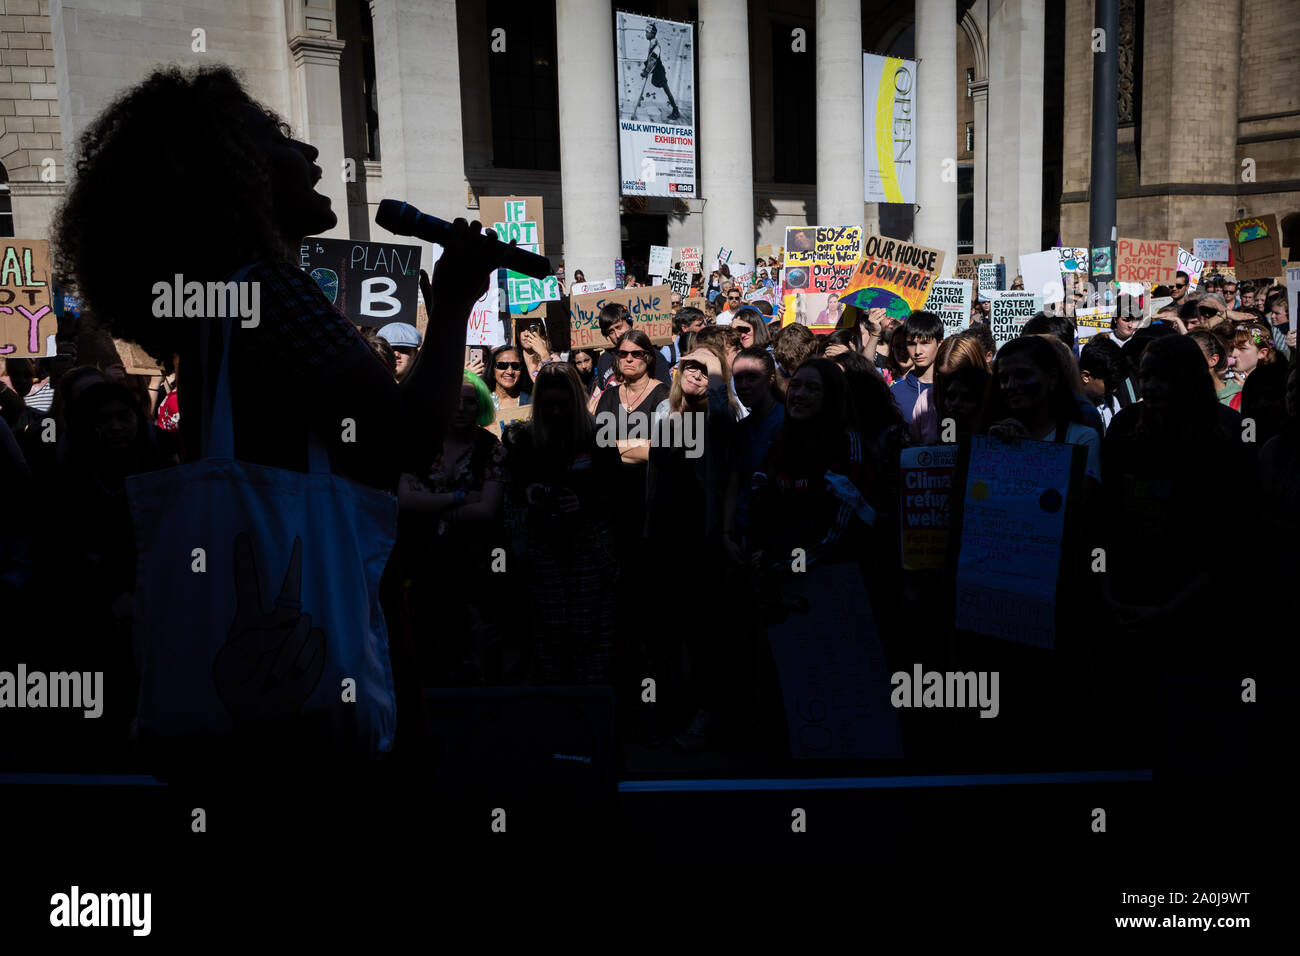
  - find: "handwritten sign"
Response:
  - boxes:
[479,196,558,314]
[923,278,972,338]
[955,436,1076,649]
[1225,214,1282,281]
[900,445,957,570]
[956,253,992,281]
[766,563,903,759]
[0,239,54,358]
[300,237,421,327]
[1193,238,1230,262]
[570,284,674,349]
[1177,247,1205,293]
[839,234,945,320]
[1115,238,1178,285]
[679,247,702,274]
[715,246,733,267]
[648,245,672,277]
[781,227,862,333]
[987,290,1043,349]
[667,268,691,297]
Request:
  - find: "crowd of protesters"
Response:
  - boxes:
[0,66,1284,778]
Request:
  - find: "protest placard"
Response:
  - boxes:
[1020,250,1066,304]
[976,262,1001,301]
[1074,306,1114,345]
[923,278,972,337]
[465,280,503,347]
[1115,238,1179,285]
[667,268,691,297]
[679,246,702,273]
[648,245,672,278]
[756,243,774,261]
[955,435,1077,649]
[570,284,674,349]
[715,246,733,267]
[114,337,160,376]
[487,403,533,438]
[987,290,1043,349]
[615,258,627,288]
[766,563,903,759]
[615,12,696,198]
[838,234,945,322]
[1177,247,1205,293]
[1055,248,1089,274]
[1225,214,1282,281]
[955,254,992,281]
[780,226,864,331]
[479,196,558,316]
[900,445,957,571]
[1091,246,1113,276]
[684,296,708,312]
[1194,238,1230,262]
[298,236,420,327]
[0,239,55,358]
[570,279,617,295]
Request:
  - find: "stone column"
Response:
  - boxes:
[986,0,1045,262]
[368,0,468,244]
[814,0,863,228]
[970,79,989,252]
[555,0,622,282]
[288,32,349,239]
[700,0,754,263]
[914,0,958,266]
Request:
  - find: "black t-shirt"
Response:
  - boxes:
[592,348,671,394]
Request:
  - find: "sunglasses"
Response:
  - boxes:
[1175,282,1188,289]
[728,295,741,301]
[680,360,707,375]
[1197,307,1220,317]
[495,361,523,370]
[734,325,754,335]
[617,349,649,361]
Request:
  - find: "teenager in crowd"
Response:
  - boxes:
[725,346,786,563]
[485,343,532,411]
[889,311,945,426]
[1078,337,1124,431]
[503,363,620,684]
[377,323,422,382]
[731,306,772,350]
[1189,328,1241,409]
[910,333,990,444]
[1232,320,1278,388]
[771,323,816,396]
[396,370,506,684]
[570,348,600,391]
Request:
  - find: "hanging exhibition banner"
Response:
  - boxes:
[479,195,558,317]
[863,53,916,204]
[615,12,696,198]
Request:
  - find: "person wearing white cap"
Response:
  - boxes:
[376,322,422,381]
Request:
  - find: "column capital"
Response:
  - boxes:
[289,34,347,69]
[969,79,989,97]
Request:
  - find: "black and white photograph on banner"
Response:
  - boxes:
[615,11,696,197]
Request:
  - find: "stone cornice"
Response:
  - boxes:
[289,34,346,68]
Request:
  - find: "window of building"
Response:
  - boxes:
[487,0,560,170]
[966,67,974,97]
[965,123,973,152]
[0,164,12,238]
[771,20,815,184]
[360,0,380,161]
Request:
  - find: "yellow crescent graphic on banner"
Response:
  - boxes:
[875,57,903,204]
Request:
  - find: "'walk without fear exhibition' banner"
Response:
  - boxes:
[616,12,696,199]
[863,53,916,205]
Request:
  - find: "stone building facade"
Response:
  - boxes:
[3,0,1296,281]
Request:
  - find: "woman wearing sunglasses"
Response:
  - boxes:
[730,306,772,350]
[485,344,531,411]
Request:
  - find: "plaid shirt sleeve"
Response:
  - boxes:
[246,261,365,376]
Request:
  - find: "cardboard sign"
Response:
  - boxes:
[900,445,957,571]
[300,236,421,328]
[683,296,708,313]
[839,234,945,321]
[0,239,55,358]
[1225,214,1282,281]
[667,268,691,297]
[1019,250,1066,304]
[923,278,972,338]
[571,279,617,295]
[679,247,702,274]
[1074,306,1114,346]
[1194,238,1230,262]
[1116,238,1179,285]
[1177,247,1205,293]
[570,284,674,349]
[955,254,993,281]
[955,436,1076,649]
[1055,247,1089,274]
[648,245,672,277]
[756,243,775,261]
[480,196,558,315]
[487,402,533,438]
[113,338,161,376]
[987,291,1043,349]
[766,563,903,759]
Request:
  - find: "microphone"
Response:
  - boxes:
[376,199,554,280]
